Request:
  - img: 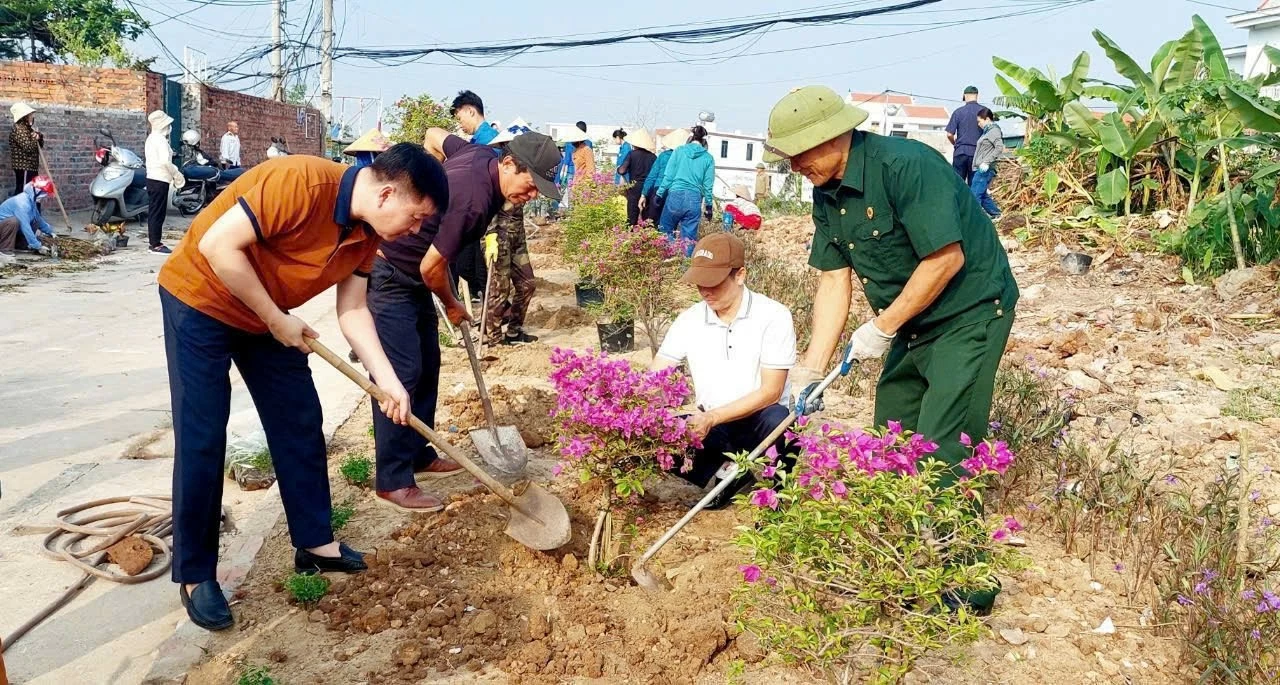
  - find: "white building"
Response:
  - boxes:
[655,124,792,200]
[848,92,951,137]
[1227,1,1280,95]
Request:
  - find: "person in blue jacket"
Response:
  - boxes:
[655,125,715,256]
[450,90,499,146]
[0,175,57,256]
[557,121,593,188]
[613,128,632,185]
[639,130,679,223]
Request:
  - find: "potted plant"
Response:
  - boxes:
[582,222,691,354]
[561,171,628,304]
[548,348,701,571]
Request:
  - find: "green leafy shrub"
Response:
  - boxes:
[284,572,330,604]
[330,498,356,531]
[733,419,1023,683]
[339,453,373,487]
[757,195,810,219]
[237,666,275,685]
[579,222,692,352]
[561,171,627,269]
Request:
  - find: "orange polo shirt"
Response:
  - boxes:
[158,156,378,334]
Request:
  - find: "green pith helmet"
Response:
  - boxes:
[762,85,868,162]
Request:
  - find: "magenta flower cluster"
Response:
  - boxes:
[959,433,1015,475]
[588,223,686,283]
[548,347,700,478]
[570,171,625,206]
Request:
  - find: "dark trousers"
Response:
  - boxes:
[146,179,169,248]
[454,239,487,300]
[642,189,665,224]
[0,217,17,253]
[625,182,645,226]
[12,168,34,196]
[160,287,331,583]
[951,152,974,185]
[367,258,441,492]
[679,403,795,488]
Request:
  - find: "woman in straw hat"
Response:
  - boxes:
[618,128,656,225]
[8,103,43,197]
[145,110,185,255]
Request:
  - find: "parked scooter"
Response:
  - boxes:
[89,129,168,225]
[266,136,290,159]
[176,130,246,216]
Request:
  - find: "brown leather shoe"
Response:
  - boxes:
[415,457,465,481]
[375,486,444,513]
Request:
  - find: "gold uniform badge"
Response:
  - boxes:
[866,207,875,220]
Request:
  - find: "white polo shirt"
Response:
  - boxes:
[656,288,796,411]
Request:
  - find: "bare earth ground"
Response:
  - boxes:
[186,216,1280,684]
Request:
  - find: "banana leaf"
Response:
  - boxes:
[1169,28,1204,87]
[992,56,1040,88]
[1192,15,1229,81]
[1093,29,1154,96]
[1063,101,1102,140]
[1220,84,1280,133]
[1151,39,1178,86]
[1097,167,1130,206]
[1098,113,1134,158]
[1062,52,1091,98]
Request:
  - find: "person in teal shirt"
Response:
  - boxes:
[449,90,499,145]
[613,128,632,185]
[655,125,715,256]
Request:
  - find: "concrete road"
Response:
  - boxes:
[0,218,367,683]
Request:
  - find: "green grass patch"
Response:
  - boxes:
[1222,386,1280,422]
[340,453,373,487]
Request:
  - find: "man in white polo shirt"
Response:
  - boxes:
[651,232,797,509]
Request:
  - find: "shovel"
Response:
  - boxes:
[631,363,848,592]
[457,320,529,474]
[308,338,569,551]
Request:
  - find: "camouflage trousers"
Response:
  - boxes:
[484,205,536,343]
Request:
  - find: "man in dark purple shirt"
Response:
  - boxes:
[945,86,986,184]
[370,131,562,511]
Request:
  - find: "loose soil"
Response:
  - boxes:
[189,213,1280,684]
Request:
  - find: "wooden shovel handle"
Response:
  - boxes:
[306,338,519,506]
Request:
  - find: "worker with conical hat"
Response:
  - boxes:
[344,128,392,168]
[766,85,1018,615]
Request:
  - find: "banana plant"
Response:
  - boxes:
[992,52,1091,135]
[1051,97,1164,214]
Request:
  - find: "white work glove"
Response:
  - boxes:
[978,163,990,173]
[788,366,824,416]
[846,320,896,363]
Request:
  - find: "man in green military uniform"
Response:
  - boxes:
[764,85,1018,613]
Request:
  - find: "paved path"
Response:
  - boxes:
[0,217,367,683]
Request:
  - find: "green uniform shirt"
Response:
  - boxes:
[809,130,1018,347]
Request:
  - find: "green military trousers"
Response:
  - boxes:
[873,310,1015,487]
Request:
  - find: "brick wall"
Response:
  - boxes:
[199,85,323,167]
[0,61,160,211]
[0,60,324,212]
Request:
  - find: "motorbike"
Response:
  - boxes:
[89,129,172,225]
[175,130,246,216]
[266,136,290,159]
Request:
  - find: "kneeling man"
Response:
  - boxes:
[651,233,797,508]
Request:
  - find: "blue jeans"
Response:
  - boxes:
[970,169,1000,217]
[160,287,331,583]
[366,258,442,492]
[658,189,702,257]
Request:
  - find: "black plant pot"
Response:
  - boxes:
[597,320,635,353]
[575,282,604,308]
[115,234,129,247]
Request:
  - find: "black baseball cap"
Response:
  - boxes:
[507,131,563,200]
[963,85,979,95]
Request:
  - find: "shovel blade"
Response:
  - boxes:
[631,564,672,593]
[470,426,528,474]
[504,483,571,551]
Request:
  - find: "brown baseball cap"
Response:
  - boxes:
[681,233,745,287]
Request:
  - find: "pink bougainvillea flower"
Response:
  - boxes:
[831,480,848,498]
[552,463,564,477]
[960,432,972,447]
[886,420,903,435]
[738,564,762,583]
[765,445,779,463]
[762,465,777,479]
[1004,516,1023,533]
[992,527,1009,542]
[750,488,779,510]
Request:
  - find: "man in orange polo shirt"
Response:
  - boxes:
[157,143,449,632]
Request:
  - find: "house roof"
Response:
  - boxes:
[901,104,949,119]
[850,92,913,105]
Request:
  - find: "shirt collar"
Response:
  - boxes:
[815,130,867,198]
[333,164,369,239]
[702,288,754,326]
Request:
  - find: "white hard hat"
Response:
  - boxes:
[182,130,201,146]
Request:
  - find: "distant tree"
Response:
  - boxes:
[0,0,147,66]
[286,81,308,106]
[383,93,454,145]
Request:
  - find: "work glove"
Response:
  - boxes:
[847,319,896,361]
[788,366,824,416]
[484,233,498,267]
[703,203,713,220]
[978,163,990,173]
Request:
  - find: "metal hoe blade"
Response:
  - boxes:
[504,482,572,550]
[470,425,528,474]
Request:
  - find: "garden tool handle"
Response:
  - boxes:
[478,264,494,354]
[635,463,742,568]
[306,338,521,507]
[457,321,501,430]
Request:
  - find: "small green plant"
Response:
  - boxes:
[284,572,330,604]
[561,171,627,269]
[237,665,275,685]
[438,328,454,348]
[1223,386,1280,422]
[330,498,356,531]
[340,453,373,487]
[366,422,374,437]
[725,658,747,684]
[733,420,1023,683]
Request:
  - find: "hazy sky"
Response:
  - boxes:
[131,0,1252,134]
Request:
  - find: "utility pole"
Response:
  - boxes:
[271,0,284,102]
[320,0,333,126]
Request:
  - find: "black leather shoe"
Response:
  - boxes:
[294,542,368,574]
[179,580,233,631]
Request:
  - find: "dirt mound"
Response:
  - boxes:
[525,304,593,331]
[480,343,556,379]
[315,487,741,684]
[530,277,573,296]
[440,385,557,448]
